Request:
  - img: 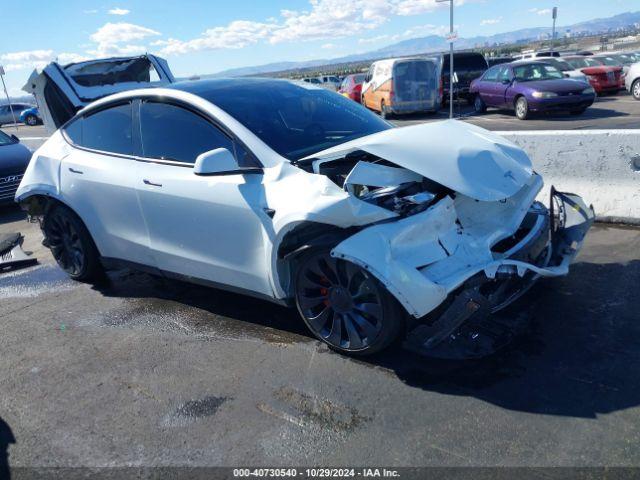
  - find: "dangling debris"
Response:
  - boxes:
[0,233,37,272]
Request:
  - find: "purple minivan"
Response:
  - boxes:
[469,61,596,119]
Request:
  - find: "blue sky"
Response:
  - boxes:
[1,0,637,96]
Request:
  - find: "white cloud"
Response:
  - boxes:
[157,20,276,55]
[269,0,388,44]
[1,50,53,63]
[89,22,160,56]
[358,34,391,44]
[321,43,337,49]
[481,17,502,25]
[108,8,131,15]
[0,50,90,71]
[529,7,552,16]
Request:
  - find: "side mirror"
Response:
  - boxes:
[502,78,512,85]
[193,148,263,176]
[564,73,571,78]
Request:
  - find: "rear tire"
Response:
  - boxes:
[43,204,103,282]
[515,96,530,120]
[633,80,640,101]
[294,249,404,356]
[380,100,392,120]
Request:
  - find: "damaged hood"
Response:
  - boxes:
[305,120,533,201]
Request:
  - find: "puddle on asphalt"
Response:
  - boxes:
[83,269,315,347]
[161,395,230,427]
[0,263,75,298]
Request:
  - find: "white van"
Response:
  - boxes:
[361,57,440,118]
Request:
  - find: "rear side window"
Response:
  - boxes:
[73,103,133,155]
[140,101,235,164]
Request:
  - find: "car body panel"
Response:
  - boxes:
[470,62,595,114]
[361,58,440,114]
[0,134,32,204]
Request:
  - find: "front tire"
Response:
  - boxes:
[515,96,530,120]
[633,79,640,101]
[474,95,487,113]
[43,204,103,282]
[294,250,404,355]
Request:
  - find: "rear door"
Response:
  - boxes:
[134,100,272,295]
[60,102,152,265]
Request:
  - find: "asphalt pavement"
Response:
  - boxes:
[1,205,639,469]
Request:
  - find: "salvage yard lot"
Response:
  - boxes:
[1,205,639,467]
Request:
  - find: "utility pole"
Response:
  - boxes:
[0,65,18,134]
[436,0,455,119]
[552,7,558,47]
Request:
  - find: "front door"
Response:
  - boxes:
[134,100,273,296]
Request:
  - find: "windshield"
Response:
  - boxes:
[353,74,366,84]
[542,58,572,71]
[595,56,621,66]
[513,64,564,81]
[565,57,603,69]
[176,79,391,161]
[0,130,16,146]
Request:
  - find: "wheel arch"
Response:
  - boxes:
[271,221,358,299]
[21,193,103,256]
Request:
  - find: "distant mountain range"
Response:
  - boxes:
[210,10,640,77]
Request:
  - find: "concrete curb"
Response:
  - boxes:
[496,130,640,225]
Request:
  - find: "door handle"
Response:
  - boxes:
[68,168,84,174]
[143,179,162,187]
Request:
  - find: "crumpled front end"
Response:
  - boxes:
[331,175,594,357]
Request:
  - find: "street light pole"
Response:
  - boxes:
[437,0,455,119]
[449,0,453,119]
[0,65,18,134]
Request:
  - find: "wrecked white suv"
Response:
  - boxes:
[16,78,594,357]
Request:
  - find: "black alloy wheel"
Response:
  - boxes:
[43,204,102,281]
[294,250,403,355]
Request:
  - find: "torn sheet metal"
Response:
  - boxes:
[304,120,533,202]
[0,233,37,272]
[332,176,593,319]
[343,160,423,193]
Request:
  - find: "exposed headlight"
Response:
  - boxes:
[532,91,558,99]
[582,87,595,95]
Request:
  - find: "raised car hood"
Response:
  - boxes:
[305,120,533,201]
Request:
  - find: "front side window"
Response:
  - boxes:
[496,67,512,83]
[482,66,500,82]
[74,103,133,155]
[140,101,235,165]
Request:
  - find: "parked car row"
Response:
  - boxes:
[332,48,640,120]
[0,103,42,127]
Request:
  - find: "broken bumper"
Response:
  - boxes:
[332,187,594,355]
[403,188,594,356]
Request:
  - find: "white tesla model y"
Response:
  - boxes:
[16,78,594,357]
